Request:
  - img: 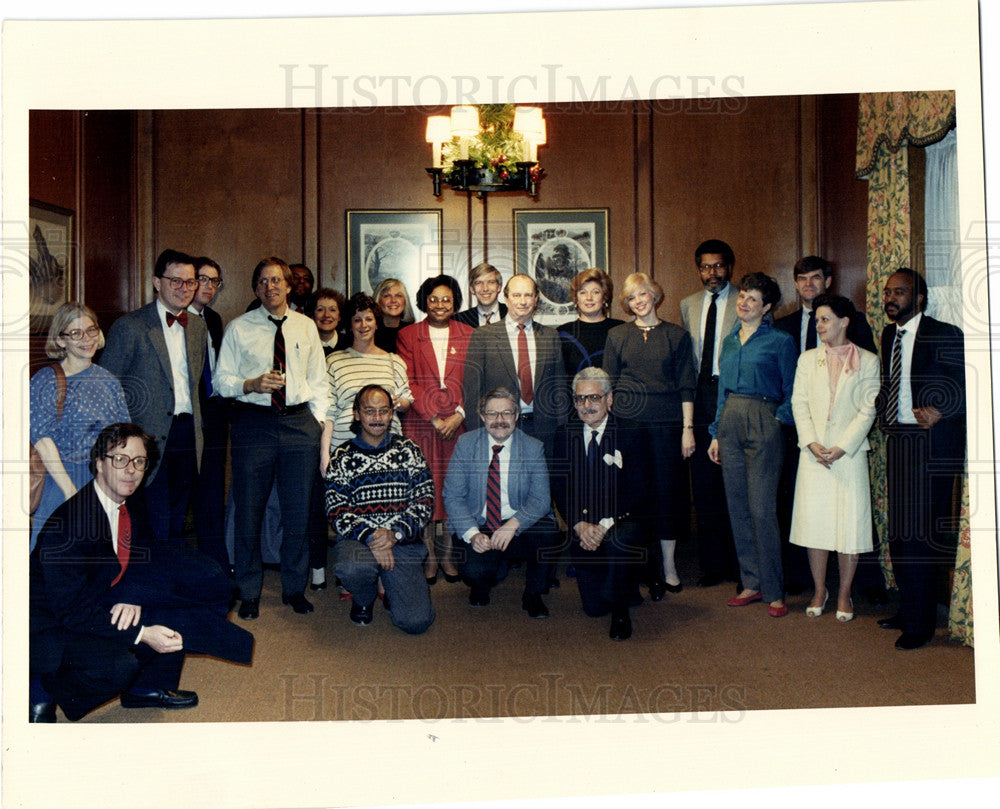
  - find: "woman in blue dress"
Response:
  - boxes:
[30,302,130,550]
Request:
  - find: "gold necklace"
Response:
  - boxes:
[636,321,659,342]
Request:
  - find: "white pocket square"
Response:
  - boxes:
[603,450,623,468]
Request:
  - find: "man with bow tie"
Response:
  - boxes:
[101,249,205,544]
[550,368,650,640]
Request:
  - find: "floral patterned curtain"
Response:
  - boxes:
[855,90,970,645]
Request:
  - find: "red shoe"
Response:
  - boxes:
[727,592,762,607]
[767,603,788,618]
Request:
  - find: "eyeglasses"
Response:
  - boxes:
[198,275,224,289]
[427,296,453,305]
[483,409,516,419]
[257,277,285,288]
[104,453,148,471]
[60,325,100,341]
[160,276,199,290]
[360,407,392,417]
[699,262,729,272]
[572,393,606,404]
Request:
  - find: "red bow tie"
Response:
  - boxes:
[166,311,189,328]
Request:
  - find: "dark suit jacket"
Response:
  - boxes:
[196,305,224,403]
[775,306,878,354]
[443,427,551,540]
[453,302,507,328]
[461,319,566,438]
[877,314,966,463]
[31,482,253,676]
[100,301,205,481]
[550,416,650,529]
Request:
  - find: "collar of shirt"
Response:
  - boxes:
[505,316,533,336]
[581,415,609,448]
[93,482,124,553]
[705,283,730,303]
[477,303,500,317]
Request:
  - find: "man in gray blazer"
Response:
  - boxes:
[444,388,558,618]
[101,249,204,544]
[679,239,739,588]
[461,273,566,457]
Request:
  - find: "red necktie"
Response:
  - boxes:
[517,323,534,405]
[485,444,503,533]
[111,503,132,586]
[166,310,188,328]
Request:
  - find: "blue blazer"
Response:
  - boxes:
[443,427,551,540]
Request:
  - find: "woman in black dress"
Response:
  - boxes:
[604,272,697,597]
[558,268,624,375]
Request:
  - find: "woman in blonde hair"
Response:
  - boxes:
[30,302,130,550]
[604,272,697,599]
[373,277,416,353]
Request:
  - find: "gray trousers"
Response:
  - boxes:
[717,394,785,602]
[333,540,434,635]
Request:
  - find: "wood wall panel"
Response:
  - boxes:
[651,95,804,320]
[28,110,77,213]
[152,109,305,324]
[816,93,870,313]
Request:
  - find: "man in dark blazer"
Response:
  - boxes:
[462,273,565,456]
[876,268,966,650]
[29,423,253,722]
[679,239,740,588]
[773,255,879,596]
[551,368,649,640]
[444,387,558,618]
[188,256,229,568]
[101,248,204,544]
[453,261,508,327]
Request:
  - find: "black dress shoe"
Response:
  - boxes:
[121,688,199,710]
[877,614,902,630]
[30,701,57,723]
[664,581,682,594]
[648,580,668,601]
[442,569,461,584]
[521,593,549,619]
[609,609,632,641]
[238,598,260,620]
[282,593,314,614]
[469,588,490,607]
[349,602,374,625]
[895,631,934,650]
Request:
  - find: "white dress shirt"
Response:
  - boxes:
[463,434,514,541]
[698,284,730,376]
[156,299,193,415]
[504,317,537,412]
[894,312,922,425]
[214,305,330,423]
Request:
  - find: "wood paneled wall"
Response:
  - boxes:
[30,94,869,333]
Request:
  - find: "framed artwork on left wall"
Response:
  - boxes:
[28,200,75,333]
[345,209,443,316]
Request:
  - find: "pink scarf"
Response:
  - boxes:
[825,342,860,419]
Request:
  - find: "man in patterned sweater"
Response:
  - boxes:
[325,384,435,634]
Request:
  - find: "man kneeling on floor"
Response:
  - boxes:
[325,384,435,633]
[29,423,254,723]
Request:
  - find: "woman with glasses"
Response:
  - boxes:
[603,273,697,598]
[30,302,130,550]
[397,275,473,584]
[558,268,624,376]
[373,278,416,353]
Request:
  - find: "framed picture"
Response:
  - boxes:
[29,199,75,332]
[513,207,609,324]
[346,210,443,316]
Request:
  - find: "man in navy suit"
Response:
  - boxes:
[101,248,204,544]
[29,423,253,722]
[876,268,966,650]
[452,262,508,327]
[551,368,649,640]
[188,256,229,567]
[443,387,558,618]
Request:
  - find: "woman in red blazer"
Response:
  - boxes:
[397,274,474,584]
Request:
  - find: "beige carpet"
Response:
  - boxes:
[77,550,975,724]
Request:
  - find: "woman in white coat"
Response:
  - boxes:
[790,294,880,621]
